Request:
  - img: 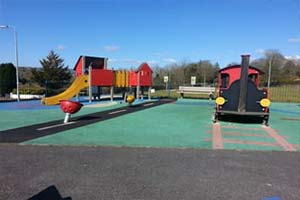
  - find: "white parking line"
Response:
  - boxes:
[109,109,127,115]
[37,122,76,131]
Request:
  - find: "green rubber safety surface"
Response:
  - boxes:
[2,98,299,151]
[267,102,300,147]
[24,99,214,148]
[217,101,300,151]
[221,125,275,143]
[0,102,125,131]
[222,134,276,143]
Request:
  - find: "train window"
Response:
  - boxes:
[221,73,229,88]
[248,74,257,83]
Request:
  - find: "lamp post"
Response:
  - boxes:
[267,57,272,89]
[0,25,20,102]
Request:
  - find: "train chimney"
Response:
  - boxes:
[237,54,250,112]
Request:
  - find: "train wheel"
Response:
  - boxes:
[262,116,269,126]
[212,112,218,123]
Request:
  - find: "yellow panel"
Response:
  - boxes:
[119,71,123,87]
[125,71,129,87]
[122,71,126,87]
[119,71,124,87]
[113,70,130,88]
[115,71,119,87]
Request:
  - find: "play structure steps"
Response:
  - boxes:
[41,75,89,106]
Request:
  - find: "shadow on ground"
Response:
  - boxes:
[28,185,72,200]
[217,115,265,124]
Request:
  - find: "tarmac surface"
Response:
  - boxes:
[1,144,299,200]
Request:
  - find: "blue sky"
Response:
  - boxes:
[0,0,299,69]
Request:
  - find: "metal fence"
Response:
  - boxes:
[152,84,300,103]
[1,82,300,103]
[269,84,300,103]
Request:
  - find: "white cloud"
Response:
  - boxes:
[56,45,66,50]
[284,55,300,59]
[146,60,159,65]
[104,45,120,52]
[162,58,177,63]
[255,49,265,54]
[108,58,117,63]
[288,38,300,43]
[123,58,141,65]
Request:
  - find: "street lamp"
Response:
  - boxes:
[267,57,272,89]
[0,25,20,102]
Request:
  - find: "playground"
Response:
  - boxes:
[1,56,300,200]
[0,96,300,200]
[0,55,298,151]
[0,98,299,152]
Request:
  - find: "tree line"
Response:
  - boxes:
[0,51,72,97]
[251,50,300,85]
[0,63,16,96]
[152,60,220,89]
[31,51,72,96]
[152,49,300,89]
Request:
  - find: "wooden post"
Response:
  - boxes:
[110,86,114,102]
[123,91,127,103]
[136,71,140,100]
[148,87,151,100]
[89,66,92,103]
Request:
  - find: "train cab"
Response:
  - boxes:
[214,55,271,124]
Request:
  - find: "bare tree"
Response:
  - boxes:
[251,49,286,86]
[264,50,286,87]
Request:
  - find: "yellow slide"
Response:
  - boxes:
[42,75,89,105]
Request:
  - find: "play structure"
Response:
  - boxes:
[42,56,153,105]
[126,95,135,105]
[214,55,271,124]
[60,100,83,123]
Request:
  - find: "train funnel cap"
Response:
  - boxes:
[241,54,250,57]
